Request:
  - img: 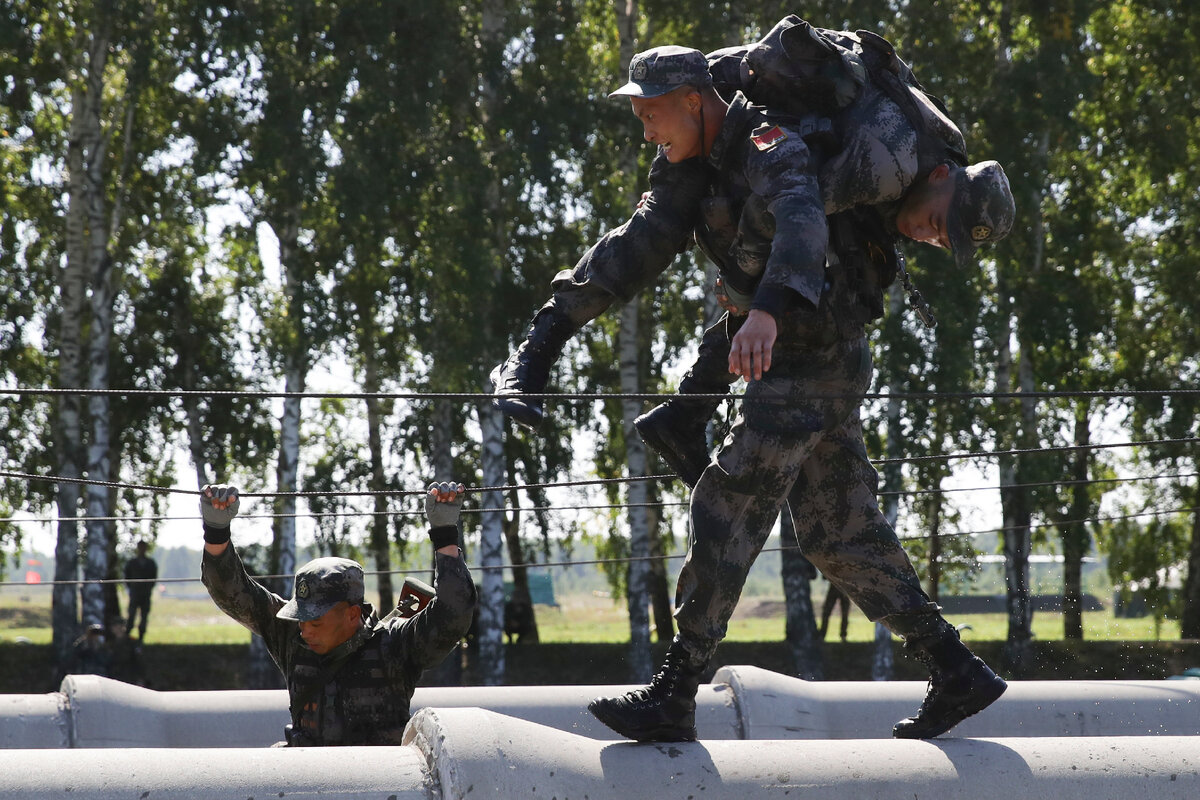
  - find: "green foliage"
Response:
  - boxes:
[1098,514,1189,631]
[3,0,1200,636]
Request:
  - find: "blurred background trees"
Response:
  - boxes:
[2,0,1197,679]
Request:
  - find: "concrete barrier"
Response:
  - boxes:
[4,667,1199,747]
[0,745,432,799]
[3,708,1197,799]
[408,706,1200,800]
[0,691,68,748]
[717,665,1200,739]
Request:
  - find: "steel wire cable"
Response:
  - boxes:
[4,386,1200,401]
[2,438,1195,506]
[4,505,1195,590]
[2,472,1196,527]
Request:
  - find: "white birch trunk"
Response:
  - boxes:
[620,298,652,681]
[472,0,509,685]
[272,210,303,591]
[275,373,302,585]
[53,77,91,657]
[81,251,113,628]
[477,395,507,685]
[59,19,113,641]
[81,82,131,628]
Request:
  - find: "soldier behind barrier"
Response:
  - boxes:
[200,481,476,746]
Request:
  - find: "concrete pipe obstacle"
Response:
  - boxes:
[3,666,1199,748]
[1,707,1198,799]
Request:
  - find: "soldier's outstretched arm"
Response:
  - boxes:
[384,482,477,667]
[492,151,711,429]
[199,485,291,647]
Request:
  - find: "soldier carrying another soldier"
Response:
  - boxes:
[492,30,1014,744]
[200,481,476,746]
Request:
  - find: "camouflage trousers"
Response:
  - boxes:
[673,332,935,663]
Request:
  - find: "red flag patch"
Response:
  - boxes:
[751,125,787,151]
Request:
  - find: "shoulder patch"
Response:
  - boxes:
[751,124,787,152]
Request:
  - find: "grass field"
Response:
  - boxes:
[0,587,1183,646]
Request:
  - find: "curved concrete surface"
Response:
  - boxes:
[4,667,1199,748]
[408,706,1200,800]
[4,708,1195,799]
[0,745,433,799]
[0,691,69,748]
[716,665,1200,739]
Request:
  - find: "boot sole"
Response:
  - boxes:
[588,699,697,743]
[892,675,1008,739]
[633,414,707,488]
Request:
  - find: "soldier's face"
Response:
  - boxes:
[630,88,704,162]
[895,165,954,250]
[298,601,362,655]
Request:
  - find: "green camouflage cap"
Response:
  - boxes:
[947,160,1016,268]
[277,557,365,622]
[609,46,712,99]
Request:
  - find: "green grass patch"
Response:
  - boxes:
[1,589,1184,646]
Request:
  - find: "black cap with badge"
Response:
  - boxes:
[609,45,713,98]
[946,160,1016,267]
[277,557,365,622]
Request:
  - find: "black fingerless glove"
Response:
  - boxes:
[429,525,458,550]
[203,524,232,545]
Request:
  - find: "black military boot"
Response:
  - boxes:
[490,303,578,429]
[588,637,707,742]
[634,398,717,487]
[889,613,1007,739]
[635,367,728,487]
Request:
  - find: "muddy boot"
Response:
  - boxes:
[887,611,1007,739]
[588,637,707,742]
[490,303,578,429]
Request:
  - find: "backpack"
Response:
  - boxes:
[707,16,952,327]
[707,15,967,172]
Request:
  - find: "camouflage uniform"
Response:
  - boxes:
[545,25,969,326]
[583,40,1009,744]
[665,92,936,663]
[202,547,475,745]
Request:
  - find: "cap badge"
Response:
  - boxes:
[632,59,647,80]
[971,225,992,242]
[296,578,310,599]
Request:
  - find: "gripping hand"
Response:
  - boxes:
[425,482,465,550]
[200,484,240,545]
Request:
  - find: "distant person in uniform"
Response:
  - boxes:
[200,480,476,746]
[124,540,158,640]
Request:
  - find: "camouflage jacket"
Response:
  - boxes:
[202,545,475,745]
[696,92,828,316]
[547,32,966,325]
